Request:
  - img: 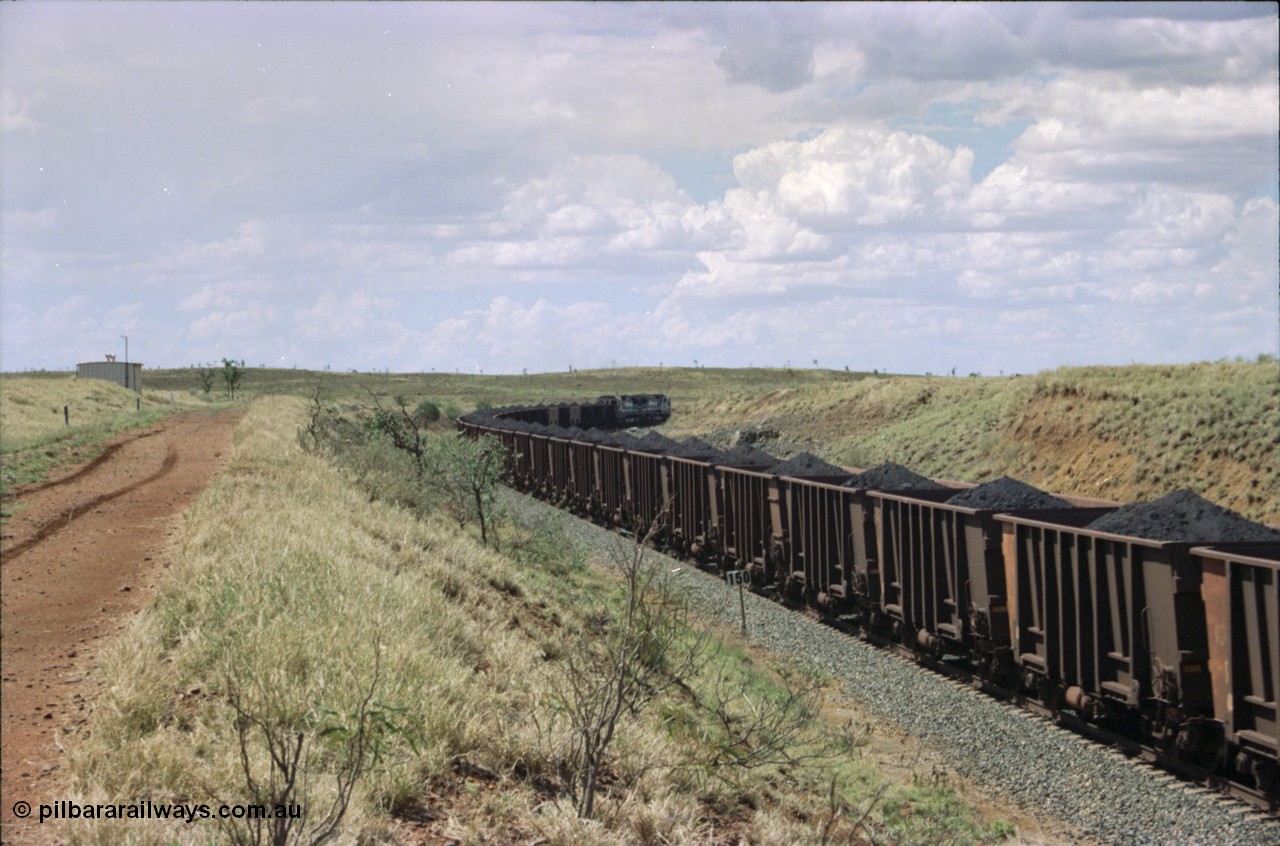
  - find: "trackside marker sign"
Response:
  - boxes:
[725,569,750,632]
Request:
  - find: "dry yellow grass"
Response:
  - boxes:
[0,376,201,447]
[65,396,1011,845]
[660,360,1280,523]
[130,359,1277,520]
[67,396,551,843]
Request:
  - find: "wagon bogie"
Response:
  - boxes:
[999,515,1246,770]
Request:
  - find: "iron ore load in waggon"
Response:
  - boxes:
[458,398,1280,812]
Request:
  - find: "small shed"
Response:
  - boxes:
[77,360,143,393]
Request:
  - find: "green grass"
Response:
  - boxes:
[67,396,1012,844]
[10,360,1274,520]
[658,360,1280,523]
[119,363,869,417]
[0,375,217,501]
[18,361,1267,841]
[2,407,170,489]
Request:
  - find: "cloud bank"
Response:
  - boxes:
[2,2,1276,375]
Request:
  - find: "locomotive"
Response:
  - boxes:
[459,400,1280,810]
[489,394,670,430]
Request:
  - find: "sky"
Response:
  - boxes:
[2,1,1277,377]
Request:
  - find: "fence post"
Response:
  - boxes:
[64,405,69,426]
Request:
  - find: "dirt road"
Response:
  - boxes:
[1,409,241,845]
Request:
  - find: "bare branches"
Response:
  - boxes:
[221,645,384,846]
[698,661,832,775]
[818,774,894,846]
[541,520,710,819]
[362,388,429,477]
[533,518,864,822]
[358,392,507,547]
[298,380,331,455]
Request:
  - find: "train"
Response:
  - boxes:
[494,394,672,430]
[458,397,1279,810]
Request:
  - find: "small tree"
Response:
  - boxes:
[426,432,508,548]
[541,523,708,818]
[222,358,246,399]
[197,363,218,394]
[414,399,440,425]
[537,524,847,820]
[363,391,430,477]
[298,380,331,455]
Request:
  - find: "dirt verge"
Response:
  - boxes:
[1,409,242,845]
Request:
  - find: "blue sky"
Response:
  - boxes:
[2,2,1276,376]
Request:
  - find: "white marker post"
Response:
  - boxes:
[725,569,750,634]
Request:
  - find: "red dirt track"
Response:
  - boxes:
[1,409,241,845]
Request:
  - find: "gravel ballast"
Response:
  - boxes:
[501,489,1279,846]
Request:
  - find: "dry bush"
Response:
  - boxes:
[66,397,551,844]
[67,395,1014,845]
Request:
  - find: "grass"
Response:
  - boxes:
[72,357,1273,522]
[66,395,1015,844]
[106,363,865,420]
[0,376,214,515]
[26,358,1273,839]
[21,358,1271,516]
[67,396,542,843]
[657,360,1280,523]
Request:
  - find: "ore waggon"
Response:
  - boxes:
[458,400,1280,809]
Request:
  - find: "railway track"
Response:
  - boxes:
[825,605,1278,820]
[503,487,1280,844]
[737,582,1280,819]
[461,399,1280,836]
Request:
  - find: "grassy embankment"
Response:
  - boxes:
[0,376,211,510]
[660,360,1279,524]
[138,359,1278,522]
[11,360,1276,521]
[67,396,1011,844]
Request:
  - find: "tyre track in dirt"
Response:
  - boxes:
[2,448,179,563]
[1,409,242,845]
[10,443,131,498]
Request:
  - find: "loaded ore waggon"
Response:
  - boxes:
[458,399,1280,810]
